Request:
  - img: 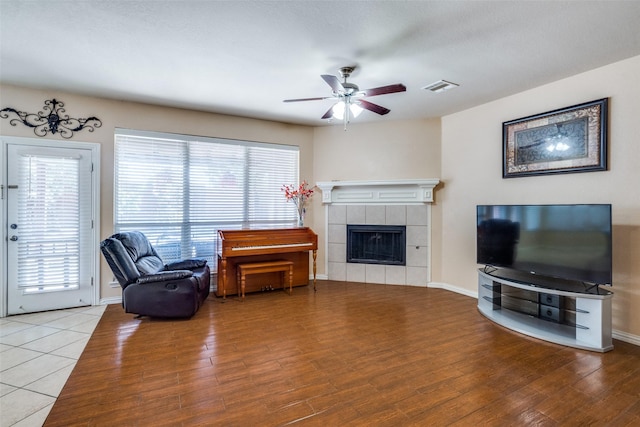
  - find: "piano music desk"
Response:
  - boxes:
[236,260,294,300]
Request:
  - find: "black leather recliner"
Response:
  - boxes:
[100,231,210,318]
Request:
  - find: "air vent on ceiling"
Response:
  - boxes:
[422,80,459,93]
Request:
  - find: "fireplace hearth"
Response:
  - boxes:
[347,225,406,266]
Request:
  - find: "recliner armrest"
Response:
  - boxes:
[165,258,207,271]
[136,270,193,284]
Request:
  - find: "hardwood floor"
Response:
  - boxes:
[45,281,640,426]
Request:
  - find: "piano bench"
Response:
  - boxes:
[236,260,294,301]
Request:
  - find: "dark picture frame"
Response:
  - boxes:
[502,98,608,178]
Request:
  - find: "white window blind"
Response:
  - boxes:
[17,154,86,292]
[114,129,300,266]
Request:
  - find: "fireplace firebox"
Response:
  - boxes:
[347,225,406,266]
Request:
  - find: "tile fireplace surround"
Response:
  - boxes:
[316,179,439,286]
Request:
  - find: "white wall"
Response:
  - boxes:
[440,55,640,340]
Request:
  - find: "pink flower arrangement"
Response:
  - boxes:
[282,180,315,225]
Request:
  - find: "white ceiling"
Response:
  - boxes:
[1,1,639,127]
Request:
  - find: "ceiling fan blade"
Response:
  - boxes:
[321,74,344,93]
[358,99,390,115]
[321,105,337,119]
[361,83,407,97]
[283,96,331,103]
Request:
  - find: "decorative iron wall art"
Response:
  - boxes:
[0,99,102,139]
[502,98,608,178]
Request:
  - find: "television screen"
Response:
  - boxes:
[477,204,612,285]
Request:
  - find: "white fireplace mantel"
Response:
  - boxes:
[316,179,440,205]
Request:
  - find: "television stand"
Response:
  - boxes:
[477,269,613,352]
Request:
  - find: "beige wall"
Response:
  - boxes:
[0,84,314,299]
[3,54,638,340]
[311,118,443,280]
[440,55,640,339]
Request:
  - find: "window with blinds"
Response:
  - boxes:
[17,154,84,292]
[114,129,300,267]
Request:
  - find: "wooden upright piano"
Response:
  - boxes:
[217,227,318,298]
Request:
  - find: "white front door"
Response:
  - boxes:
[6,143,95,315]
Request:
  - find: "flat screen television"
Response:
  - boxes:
[477,204,612,285]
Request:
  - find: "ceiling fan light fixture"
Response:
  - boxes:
[350,102,363,117]
[331,102,344,119]
[422,80,459,93]
[331,101,363,120]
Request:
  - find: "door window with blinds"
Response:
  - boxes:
[14,153,89,292]
[114,129,300,267]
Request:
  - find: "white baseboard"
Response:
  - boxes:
[99,296,122,305]
[612,330,640,347]
[428,281,478,298]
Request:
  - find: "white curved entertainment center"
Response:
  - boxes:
[478,269,613,352]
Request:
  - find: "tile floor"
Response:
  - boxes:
[0,304,107,427]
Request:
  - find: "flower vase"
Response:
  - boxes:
[297,208,305,227]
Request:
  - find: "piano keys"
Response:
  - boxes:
[217,227,318,298]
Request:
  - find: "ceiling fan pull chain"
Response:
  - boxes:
[344,100,349,131]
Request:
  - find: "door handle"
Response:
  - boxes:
[10,236,18,241]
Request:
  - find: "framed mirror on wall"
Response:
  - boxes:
[503,98,608,178]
